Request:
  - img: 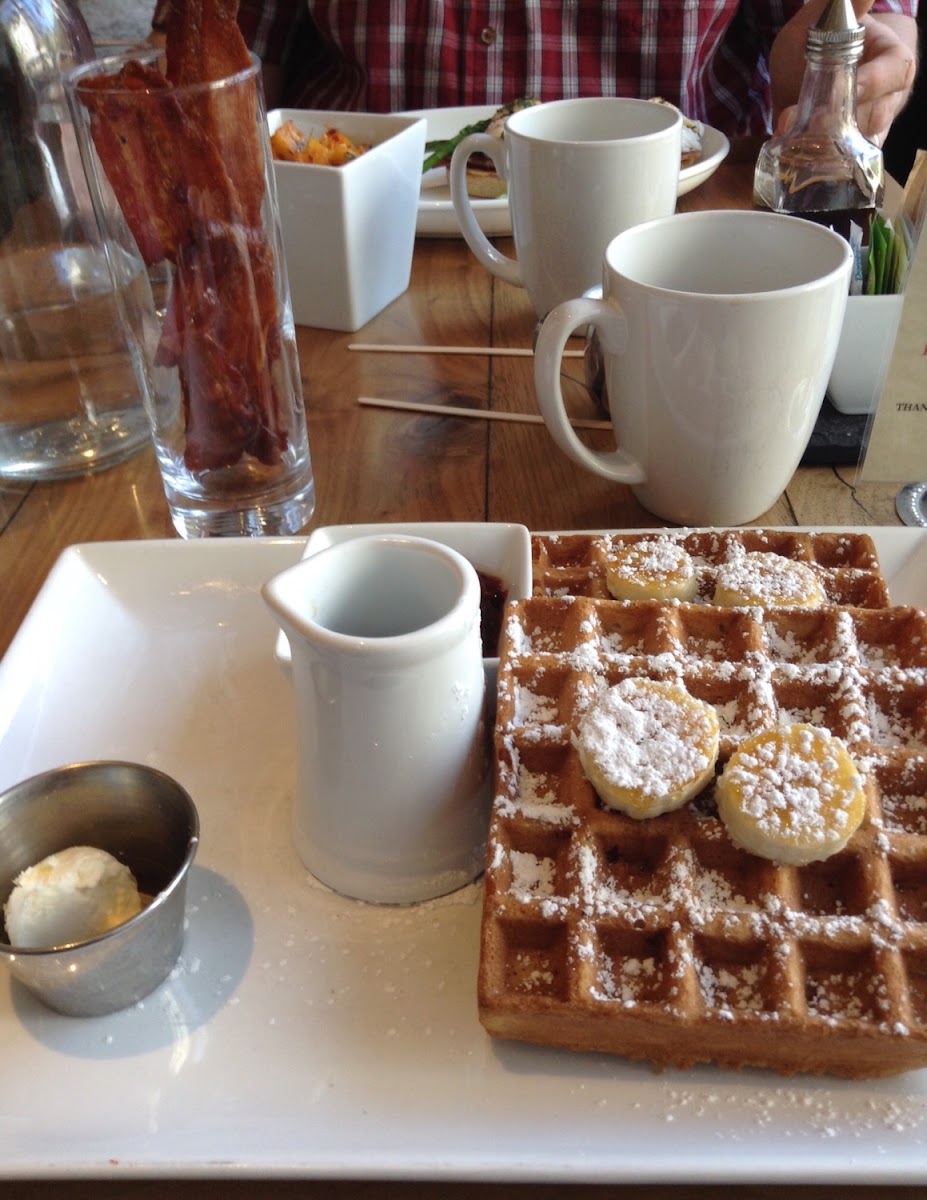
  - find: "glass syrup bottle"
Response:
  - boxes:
[753,0,883,245]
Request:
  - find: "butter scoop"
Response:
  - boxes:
[3,845,143,949]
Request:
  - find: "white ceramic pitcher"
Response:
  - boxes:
[262,534,491,904]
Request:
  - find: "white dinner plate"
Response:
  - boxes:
[405,105,731,237]
[1,528,927,1181]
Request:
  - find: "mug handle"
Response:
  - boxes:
[534,296,647,484]
[449,133,522,288]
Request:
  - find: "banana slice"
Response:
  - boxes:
[716,724,866,866]
[712,552,825,608]
[574,678,720,818]
[606,538,698,602]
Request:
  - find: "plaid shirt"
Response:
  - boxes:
[238,0,915,136]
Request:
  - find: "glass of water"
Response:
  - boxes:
[0,4,149,481]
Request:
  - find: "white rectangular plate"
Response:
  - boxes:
[1,529,927,1182]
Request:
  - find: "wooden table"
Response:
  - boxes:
[0,144,919,1199]
[0,140,905,663]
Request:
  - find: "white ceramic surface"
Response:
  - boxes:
[829,291,905,414]
[269,108,426,331]
[450,97,682,317]
[274,520,533,683]
[535,210,853,527]
[407,106,729,236]
[263,535,490,905]
[3,532,927,1179]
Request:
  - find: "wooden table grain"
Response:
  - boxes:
[0,142,905,663]
[0,143,915,1198]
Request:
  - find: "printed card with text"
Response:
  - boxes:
[859,152,927,482]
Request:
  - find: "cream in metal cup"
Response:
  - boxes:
[450,96,682,318]
[0,761,199,1017]
[534,210,853,527]
[263,534,491,905]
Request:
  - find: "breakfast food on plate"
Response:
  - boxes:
[3,846,143,948]
[532,528,891,609]
[422,98,539,198]
[270,121,369,165]
[423,96,700,197]
[716,724,867,865]
[574,678,719,818]
[650,97,704,166]
[74,0,301,473]
[605,537,698,602]
[712,551,826,609]
[480,573,927,1078]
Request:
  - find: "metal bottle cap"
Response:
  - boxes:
[809,0,866,49]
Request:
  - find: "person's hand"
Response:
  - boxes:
[770,0,917,146]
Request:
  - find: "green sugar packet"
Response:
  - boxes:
[866,212,910,295]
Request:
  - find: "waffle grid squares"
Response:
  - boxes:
[533,529,892,609]
[480,577,927,1078]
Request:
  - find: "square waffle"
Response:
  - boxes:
[532,529,891,608]
[480,593,927,1078]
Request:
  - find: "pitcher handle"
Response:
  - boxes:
[534,295,646,484]
[449,133,522,289]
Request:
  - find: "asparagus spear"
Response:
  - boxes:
[422,116,493,173]
[421,100,538,173]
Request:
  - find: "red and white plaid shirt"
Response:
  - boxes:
[237,0,914,136]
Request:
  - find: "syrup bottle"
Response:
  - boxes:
[753,0,883,245]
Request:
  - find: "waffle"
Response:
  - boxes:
[532,529,891,609]
[480,593,927,1078]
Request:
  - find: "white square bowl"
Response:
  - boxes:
[269,109,426,331]
[828,291,904,415]
[273,522,533,687]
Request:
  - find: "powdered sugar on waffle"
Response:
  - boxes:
[533,530,891,609]
[481,585,927,1077]
[498,601,927,762]
[610,538,691,580]
[573,680,717,808]
[720,725,861,851]
[713,552,824,608]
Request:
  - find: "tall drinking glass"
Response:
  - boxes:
[66,51,315,537]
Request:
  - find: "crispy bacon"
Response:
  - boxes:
[164,0,251,86]
[76,64,176,264]
[155,219,287,471]
[77,63,244,264]
[75,0,292,472]
[163,0,265,228]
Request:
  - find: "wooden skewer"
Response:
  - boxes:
[358,395,610,431]
[349,342,584,358]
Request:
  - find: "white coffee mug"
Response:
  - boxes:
[534,210,853,527]
[263,534,490,904]
[450,97,682,317]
